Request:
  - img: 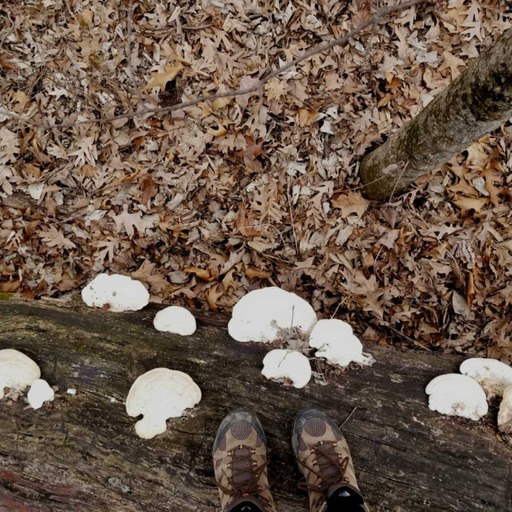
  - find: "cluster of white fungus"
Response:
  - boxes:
[0,349,55,409]
[153,306,196,335]
[81,274,202,439]
[81,273,150,312]
[228,287,317,343]
[426,357,512,428]
[261,350,312,389]
[28,379,55,410]
[125,368,201,439]
[309,319,375,367]
[82,274,197,335]
[228,287,374,389]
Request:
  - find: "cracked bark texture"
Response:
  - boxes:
[0,299,511,511]
[360,27,512,200]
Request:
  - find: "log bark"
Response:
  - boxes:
[360,27,512,200]
[0,299,511,511]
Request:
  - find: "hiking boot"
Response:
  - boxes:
[213,409,277,512]
[292,408,369,512]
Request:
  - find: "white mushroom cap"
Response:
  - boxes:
[459,358,512,397]
[228,287,317,343]
[153,307,196,335]
[498,385,512,434]
[425,373,488,421]
[308,319,374,367]
[261,349,312,389]
[81,273,149,312]
[0,349,41,399]
[27,379,55,409]
[125,368,201,439]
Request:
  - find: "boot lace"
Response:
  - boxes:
[216,445,272,507]
[298,441,350,494]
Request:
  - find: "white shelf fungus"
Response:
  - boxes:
[425,374,488,421]
[27,379,55,409]
[261,349,312,389]
[459,358,512,397]
[498,385,512,434]
[308,319,374,367]
[82,273,149,312]
[228,287,317,343]
[0,349,41,399]
[153,306,196,335]
[126,368,201,439]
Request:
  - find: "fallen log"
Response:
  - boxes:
[0,299,511,511]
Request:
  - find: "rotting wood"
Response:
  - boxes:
[0,299,511,511]
[360,27,512,200]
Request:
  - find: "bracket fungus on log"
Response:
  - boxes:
[0,349,41,399]
[261,349,312,389]
[153,306,197,335]
[82,273,149,312]
[125,368,201,439]
[498,385,512,434]
[27,379,55,409]
[308,319,374,367]
[228,287,317,343]
[459,358,512,397]
[425,374,488,421]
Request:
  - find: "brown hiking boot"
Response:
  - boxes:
[213,409,277,512]
[292,408,369,512]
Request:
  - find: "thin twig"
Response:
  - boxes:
[340,406,358,428]
[125,0,144,104]
[287,176,300,257]
[0,0,428,130]
[386,160,410,205]
[330,298,343,319]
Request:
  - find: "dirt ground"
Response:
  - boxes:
[0,0,511,361]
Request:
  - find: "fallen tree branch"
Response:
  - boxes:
[0,0,428,131]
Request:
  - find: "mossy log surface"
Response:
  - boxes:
[360,27,512,199]
[0,299,511,511]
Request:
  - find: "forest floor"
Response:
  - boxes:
[0,0,511,361]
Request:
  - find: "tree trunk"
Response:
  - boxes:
[360,27,512,200]
[0,299,511,511]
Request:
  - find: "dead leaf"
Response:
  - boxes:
[452,197,488,214]
[185,267,216,282]
[452,290,475,320]
[0,54,19,71]
[245,265,271,280]
[331,191,369,218]
[297,108,320,127]
[439,51,466,78]
[208,123,228,137]
[236,204,262,236]
[147,63,184,91]
[206,282,225,311]
[483,166,502,206]
[139,175,158,204]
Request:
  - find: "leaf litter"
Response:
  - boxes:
[0,0,511,362]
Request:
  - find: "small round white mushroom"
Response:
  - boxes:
[459,358,512,397]
[153,306,196,335]
[261,349,312,389]
[81,273,149,312]
[308,319,374,367]
[0,349,41,399]
[425,373,488,421]
[125,368,201,439]
[498,385,512,434]
[27,379,55,409]
[228,287,317,343]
